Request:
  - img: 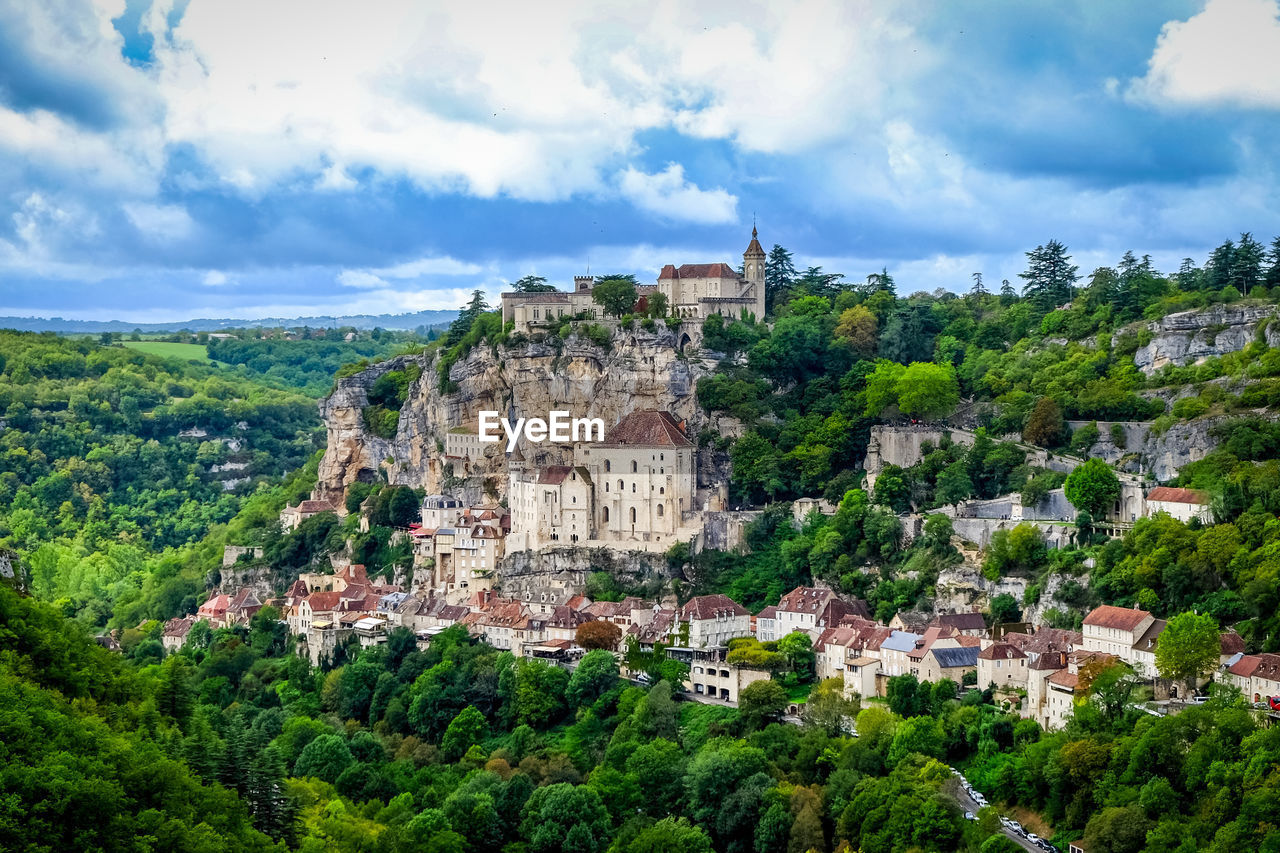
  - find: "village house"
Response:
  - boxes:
[928,611,988,638]
[918,644,981,684]
[755,606,779,642]
[1081,604,1155,660]
[196,593,231,626]
[161,616,198,651]
[677,594,751,649]
[774,586,871,640]
[977,642,1029,691]
[1223,653,1280,705]
[814,627,858,682]
[280,497,339,531]
[674,646,774,704]
[1145,486,1212,524]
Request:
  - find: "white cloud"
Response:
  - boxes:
[618,164,738,224]
[337,270,388,289]
[315,163,357,191]
[130,0,926,205]
[123,202,195,241]
[338,254,487,289]
[1129,0,1280,108]
[372,256,486,278]
[202,270,228,286]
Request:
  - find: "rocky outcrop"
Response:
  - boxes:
[1131,304,1280,375]
[316,325,727,507]
[497,547,673,599]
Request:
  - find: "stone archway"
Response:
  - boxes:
[678,332,692,353]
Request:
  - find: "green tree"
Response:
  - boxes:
[731,432,783,502]
[738,679,788,729]
[512,275,556,292]
[1022,396,1066,447]
[592,279,639,318]
[936,460,973,507]
[520,783,611,853]
[766,244,798,312]
[1063,458,1121,517]
[620,817,712,853]
[565,649,619,708]
[896,362,959,420]
[441,705,487,762]
[777,631,816,681]
[1155,611,1221,695]
[294,733,353,783]
[1019,239,1079,313]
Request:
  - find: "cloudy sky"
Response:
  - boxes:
[2,0,1280,322]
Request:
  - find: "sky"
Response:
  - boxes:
[2,0,1280,323]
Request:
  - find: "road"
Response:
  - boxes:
[944,777,1049,853]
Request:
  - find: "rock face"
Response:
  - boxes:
[1132,304,1280,375]
[316,325,726,508]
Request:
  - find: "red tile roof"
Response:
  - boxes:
[1220,631,1246,655]
[538,466,573,485]
[978,642,1027,661]
[1146,486,1209,505]
[602,410,692,447]
[1083,605,1151,632]
[657,262,741,280]
[680,594,749,621]
[931,612,988,632]
[295,499,337,514]
[1048,670,1079,689]
[305,591,342,612]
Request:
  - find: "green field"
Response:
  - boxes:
[122,340,217,363]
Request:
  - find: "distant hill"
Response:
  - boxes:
[0,308,458,333]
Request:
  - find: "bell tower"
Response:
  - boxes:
[743,225,767,319]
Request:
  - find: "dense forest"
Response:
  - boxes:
[0,331,323,625]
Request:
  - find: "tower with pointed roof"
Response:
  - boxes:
[743,225,767,318]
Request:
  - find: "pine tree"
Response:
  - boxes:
[1019,239,1079,313]
[156,657,195,728]
[1231,232,1266,292]
[999,279,1017,305]
[1266,236,1280,287]
[1177,257,1203,290]
[765,244,797,313]
[865,266,896,296]
[969,272,986,297]
[1206,239,1235,290]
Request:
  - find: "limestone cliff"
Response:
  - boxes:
[316,325,727,507]
[1131,303,1280,375]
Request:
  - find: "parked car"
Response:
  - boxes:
[964,811,976,821]
[1008,820,1026,836]
[1028,833,1042,844]
[999,817,1014,828]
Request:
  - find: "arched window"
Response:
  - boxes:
[631,460,638,473]
[602,507,609,522]
[604,481,609,492]
[632,483,636,492]
[605,460,611,472]
[630,507,637,523]
[617,479,623,490]
[657,504,664,517]
[659,487,665,494]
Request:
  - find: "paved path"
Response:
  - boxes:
[943,777,1049,853]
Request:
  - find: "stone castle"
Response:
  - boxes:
[500,227,767,337]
